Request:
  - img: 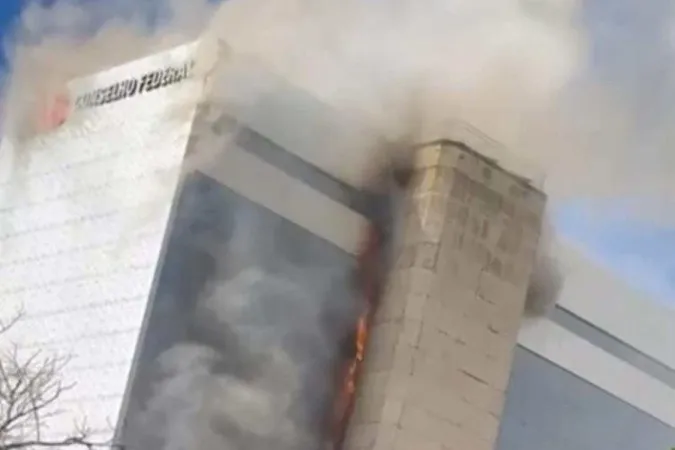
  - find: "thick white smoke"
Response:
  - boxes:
[1,0,666,447]
[4,0,674,208]
[6,0,585,187]
[124,268,329,450]
[200,0,584,188]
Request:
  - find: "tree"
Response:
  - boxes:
[0,308,118,450]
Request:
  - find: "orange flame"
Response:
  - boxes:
[36,92,71,133]
[330,225,382,450]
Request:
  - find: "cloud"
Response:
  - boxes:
[555,200,675,305]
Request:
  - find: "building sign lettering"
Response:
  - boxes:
[74,60,195,110]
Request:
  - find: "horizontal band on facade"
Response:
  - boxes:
[551,305,675,390]
[198,143,368,256]
[553,241,675,375]
[517,317,675,428]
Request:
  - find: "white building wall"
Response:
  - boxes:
[0,42,203,443]
[518,318,675,428]
[515,241,675,429]
[553,240,675,372]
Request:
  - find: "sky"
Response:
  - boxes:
[558,0,675,306]
[0,0,672,307]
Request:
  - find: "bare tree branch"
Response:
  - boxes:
[0,308,120,450]
[1,433,122,450]
[0,309,24,337]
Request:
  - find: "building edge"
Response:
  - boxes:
[344,140,545,450]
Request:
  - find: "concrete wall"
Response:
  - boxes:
[0,42,201,442]
[345,142,545,450]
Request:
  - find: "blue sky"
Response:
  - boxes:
[560,0,675,306]
[0,0,673,307]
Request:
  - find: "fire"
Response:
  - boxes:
[355,316,368,363]
[36,91,71,133]
[330,225,382,450]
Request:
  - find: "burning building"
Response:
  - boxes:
[341,138,545,450]
[1,39,674,450]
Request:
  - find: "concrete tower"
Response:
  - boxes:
[345,140,546,450]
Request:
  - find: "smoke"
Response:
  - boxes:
[197,0,584,187]
[1,0,211,140]
[524,215,565,316]
[4,0,581,182]
[3,0,671,446]
[4,0,675,206]
[124,266,350,450]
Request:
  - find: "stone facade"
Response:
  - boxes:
[345,141,546,450]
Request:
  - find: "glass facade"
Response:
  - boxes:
[497,346,675,450]
[116,171,362,450]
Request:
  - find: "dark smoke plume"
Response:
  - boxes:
[525,216,564,317]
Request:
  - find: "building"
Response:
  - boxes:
[0,41,674,450]
[500,240,675,450]
[343,136,546,450]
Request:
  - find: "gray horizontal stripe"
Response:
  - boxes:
[550,305,675,390]
[232,123,375,218]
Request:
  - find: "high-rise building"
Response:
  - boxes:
[0,41,674,450]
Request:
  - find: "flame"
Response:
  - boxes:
[36,92,71,133]
[330,225,382,449]
[355,315,368,363]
